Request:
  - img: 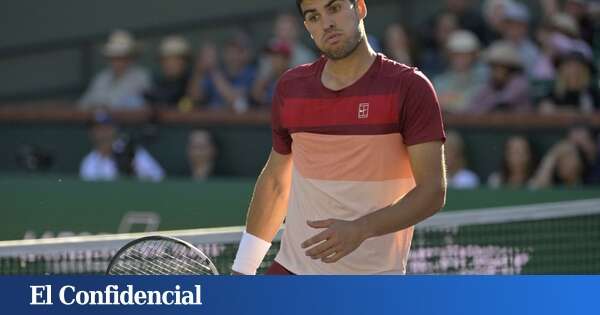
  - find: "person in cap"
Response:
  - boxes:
[251,40,293,108]
[468,40,532,113]
[79,30,151,110]
[539,47,598,114]
[499,1,541,77]
[144,35,192,108]
[482,0,513,43]
[79,110,165,182]
[433,30,486,113]
[187,31,257,113]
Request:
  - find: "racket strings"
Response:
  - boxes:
[109,239,215,275]
[115,249,200,275]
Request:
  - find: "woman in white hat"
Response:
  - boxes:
[79,30,151,110]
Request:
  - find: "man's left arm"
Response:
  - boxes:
[302,141,446,263]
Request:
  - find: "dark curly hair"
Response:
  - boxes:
[295,0,357,17]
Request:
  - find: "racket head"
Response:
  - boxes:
[106,235,219,275]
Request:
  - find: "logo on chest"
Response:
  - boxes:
[358,103,369,119]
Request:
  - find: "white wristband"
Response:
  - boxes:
[232,231,271,275]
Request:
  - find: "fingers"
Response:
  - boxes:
[305,238,337,258]
[322,249,347,263]
[307,219,335,229]
[313,244,340,261]
[301,229,331,249]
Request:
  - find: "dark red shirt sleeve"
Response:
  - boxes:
[399,71,446,146]
[271,81,292,155]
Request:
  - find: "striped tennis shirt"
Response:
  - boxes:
[272,53,445,274]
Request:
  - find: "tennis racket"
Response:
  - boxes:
[106,235,219,275]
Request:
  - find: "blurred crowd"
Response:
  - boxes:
[79,13,316,113]
[78,0,600,115]
[73,0,600,188]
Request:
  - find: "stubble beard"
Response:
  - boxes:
[320,27,364,60]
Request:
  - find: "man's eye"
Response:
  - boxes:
[307,14,319,22]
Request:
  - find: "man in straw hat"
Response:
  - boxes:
[468,40,532,113]
[433,29,486,113]
[79,30,151,110]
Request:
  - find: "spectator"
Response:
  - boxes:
[488,135,537,188]
[538,48,598,114]
[499,1,541,77]
[144,35,192,108]
[251,41,292,108]
[445,131,480,189]
[80,111,164,182]
[420,12,459,77]
[481,0,512,44]
[79,30,151,110]
[272,13,317,67]
[530,140,587,188]
[567,126,600,184]
[531,19,567,81]
[563,0,594,45]
[383,23,413,65]
[187,130,216,180]
[468,41,532,113]
[444,0,488,43]
[433,30,486,113]
[188,32,256,113]
[531,14,589,81]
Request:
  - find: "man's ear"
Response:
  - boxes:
[303,21,314,39]
[356,0,367,20]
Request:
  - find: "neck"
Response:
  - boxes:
[323,38,377,87]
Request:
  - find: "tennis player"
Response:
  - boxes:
[232,0,447,275]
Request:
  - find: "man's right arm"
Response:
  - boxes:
[232,149,292,274]
[245,149,293,242]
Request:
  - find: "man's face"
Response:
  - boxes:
[109,57,132,76]
[160,56,188,79]
[91,124,115,153]
[224,43,250,73]
[503,20,528,42]
[449,52,476,72]
[300,0,363,60]
[490,64,511,86]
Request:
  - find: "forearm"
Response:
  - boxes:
[245,171,290,242]
[529,155,558,188]
[212,71,241,106]
[355,184,446,240]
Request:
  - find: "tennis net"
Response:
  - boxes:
[1,198,599,275]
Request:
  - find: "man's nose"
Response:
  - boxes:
[320,14,335,32]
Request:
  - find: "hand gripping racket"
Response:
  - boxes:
[106,235,219,275]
